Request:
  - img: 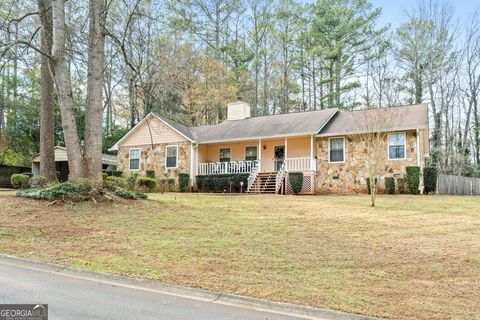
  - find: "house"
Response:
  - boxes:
[32,146,118,182]
[110,100,429,194]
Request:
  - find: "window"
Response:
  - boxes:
[219,148,231,162]
[388,133,406,160]
[129,148,140,171]
[329,137,344,163]
[166,145,178,168]
[245,146,257,161]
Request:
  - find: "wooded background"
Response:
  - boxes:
[0,0,479,177]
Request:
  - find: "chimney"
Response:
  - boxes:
[227,98,251,121]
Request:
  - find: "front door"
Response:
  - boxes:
[274,146,285,171]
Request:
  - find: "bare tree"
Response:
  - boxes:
[356,107,399,207]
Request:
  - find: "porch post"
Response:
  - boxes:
[190,143,195,184]
[285,137,288,170]
[258,139,262,172]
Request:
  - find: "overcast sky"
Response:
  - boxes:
[371,0,478,29]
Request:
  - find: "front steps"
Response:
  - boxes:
[247,172,278,194]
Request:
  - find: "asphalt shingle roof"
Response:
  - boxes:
[190,108,338,143]
[318,104,429,136]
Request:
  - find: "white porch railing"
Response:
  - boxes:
[197,160,259,175]
[285,157,316,171]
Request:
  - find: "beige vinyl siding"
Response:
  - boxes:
[32,147,69,162]
[120,116,188,147]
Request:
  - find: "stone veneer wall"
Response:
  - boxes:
[117,141,191,182]
[316,130,419,194]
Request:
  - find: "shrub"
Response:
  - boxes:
[384,177,395,194]
[366,178,378,194]
[146,170,155,178]
[423,166,438,194]
[179,173,190,192]
[105,176,127,188]
[406,166,420,194]
[74,178,92,192]
[16,183,80,200]
[289,172,303,194]
[113,186,147,200]
[106,170,123,177]
[102,172,108,180]
[396,178,406,194]
[159,179,176,192]
[196,174,249,193]
[29,176,48,188]
[126,173,139,190]
[11,174,30,189]
[137,176,157,191]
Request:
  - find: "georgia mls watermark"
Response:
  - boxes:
[0,305,47,320]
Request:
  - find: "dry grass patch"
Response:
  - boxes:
[0,193,479,319]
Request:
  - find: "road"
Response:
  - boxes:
[0,256,339,320]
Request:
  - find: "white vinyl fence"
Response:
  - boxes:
[437,174,480,195]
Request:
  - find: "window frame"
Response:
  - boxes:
[245,146,258,161]
[387,132,406,161]
[219,148,231,163]
[165,145,178,168]
[129,148,141,171]
[328,137,345,163]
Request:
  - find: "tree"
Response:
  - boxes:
[310,0,385,109]
[356,107,397,207]
[37,0,56,182]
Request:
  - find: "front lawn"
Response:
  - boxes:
[0,193,478,319]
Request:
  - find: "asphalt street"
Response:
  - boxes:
[0,256,330,320]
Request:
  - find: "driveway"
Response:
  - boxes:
[0,256,371,320]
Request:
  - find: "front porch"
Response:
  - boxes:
[193,135,317,194]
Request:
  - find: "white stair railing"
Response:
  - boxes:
[247,160,260,191]
[275,160,286,194]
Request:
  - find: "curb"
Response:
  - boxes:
[0,254,379,320]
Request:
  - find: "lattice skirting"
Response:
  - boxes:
[284,171,316,195]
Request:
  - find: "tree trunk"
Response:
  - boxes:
[38,0,57,182]
[51,0,84,181]
[84,0,106,186]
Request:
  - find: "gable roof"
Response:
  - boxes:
[110,104,429,149]
[191,108,338,143]
[110,113,194,150]
[318,104,429,136]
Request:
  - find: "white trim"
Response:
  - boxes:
[219,147,231,162]
[316,109,339,134]
[387,132,407,161]
[245,145,258,161]
[165,145,179,169]
[128,148,141,171]
[328,137,345,163]
[152,113,194,142]
[190,143,194,178]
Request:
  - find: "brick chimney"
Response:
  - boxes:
[227,97,251,121]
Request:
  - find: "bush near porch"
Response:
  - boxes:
[196,173,250,193]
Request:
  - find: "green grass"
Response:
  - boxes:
[0,193,479,319]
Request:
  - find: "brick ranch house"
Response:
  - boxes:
[110,101,429,194]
